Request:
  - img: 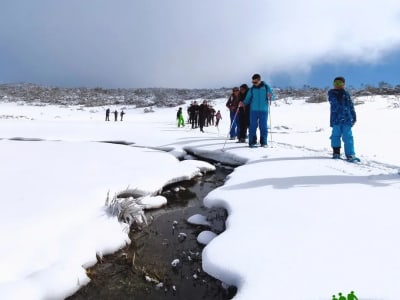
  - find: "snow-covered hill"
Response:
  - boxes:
[0,96,399,299]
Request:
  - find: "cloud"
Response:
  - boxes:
[1,0,400,88]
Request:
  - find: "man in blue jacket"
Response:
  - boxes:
[242,74,274,148]
[328,76,360,162]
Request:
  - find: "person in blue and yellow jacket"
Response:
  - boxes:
[241,73,274,148]
[328,76,359,162]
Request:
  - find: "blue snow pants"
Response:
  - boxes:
[229,110,239,138]
[249,111,268,146]
[330,125,355,157]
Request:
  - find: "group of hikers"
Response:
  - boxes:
[178,100,222,132]
[105,108,125,121]
[225,73,274,148]
[332,291,358,300]
[177,73,274,148]
[177,73,359,162]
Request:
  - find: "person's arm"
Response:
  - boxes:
[345,91,357,125]
[226,96,232,109]
[266,85,275,104]
[243,89,252,106]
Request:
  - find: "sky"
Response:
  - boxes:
[1,0,400,89]
[1,96,400,299]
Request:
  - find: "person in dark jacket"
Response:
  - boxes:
[105,108,110,121]
[113,109,118,121]
[328,76,359,162]
[188,101,199,129]
[237,84,250,143]
[198,100,208,132]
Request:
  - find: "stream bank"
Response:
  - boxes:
[67,164,236,300]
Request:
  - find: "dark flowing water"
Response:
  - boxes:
[67,165,236,300]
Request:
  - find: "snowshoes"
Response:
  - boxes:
[346,155,361,163]
[332,153,360,162]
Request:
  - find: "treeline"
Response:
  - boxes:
[0,83,228,107]
[1,82,400,107]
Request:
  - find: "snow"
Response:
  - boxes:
[171,259,180,268]
[0,95,400,300]
[197,231,217,245]
[187,214,212,227]
[138,195,167,209]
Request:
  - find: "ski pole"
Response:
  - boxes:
[221,107,239,152]
[268,99,273,146]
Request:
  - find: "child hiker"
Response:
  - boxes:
[215,110,222,127]
[328,76,360,162]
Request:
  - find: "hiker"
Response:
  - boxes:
[198,100,208,132]
[328,76,359,162]
[337,292,346,300]
[113,109,118,121]
[188,101,199,129]
[177,107,185,127]
[237,83,250,143]
[242,73,274,148]
[347,291,358,300]
[187,105,192,125]
[215,110,222,127]
[226,87,240,140]
[120,110,125,121]
[105,108,110,121]
[209,106,216,126]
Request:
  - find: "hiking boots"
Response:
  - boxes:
[332,147,341,159]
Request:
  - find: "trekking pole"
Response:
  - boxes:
[268,100,273,147]
[221,107,239,152]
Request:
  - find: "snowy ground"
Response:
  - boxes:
[0,95,399,300]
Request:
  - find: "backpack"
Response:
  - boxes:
[249,83,272,103]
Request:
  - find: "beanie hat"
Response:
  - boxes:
[334,76,345,83]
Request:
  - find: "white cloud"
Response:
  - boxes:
[1,0,400,87]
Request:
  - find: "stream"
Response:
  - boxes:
[67,163,237,300]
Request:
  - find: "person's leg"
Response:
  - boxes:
[330,125,342,158]
[238,112,247,142]
[191,115,195,128]
[259,111,268,146]
[248,111,257,146]
[236,114,240,139]
[342,125,355,157]
[229,111,237,138]
[330,125,342,148]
